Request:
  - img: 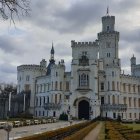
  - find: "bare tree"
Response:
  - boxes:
[0,0,30,24]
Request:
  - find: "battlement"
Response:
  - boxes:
[102,15,115,20]
[71,40,98,47]
[17,64,46,71]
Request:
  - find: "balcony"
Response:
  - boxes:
[101,104,127,111]
[44,103,61,110]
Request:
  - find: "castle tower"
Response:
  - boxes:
[131,54,136,76]
[98,9,121,118]
[131,54,136,66]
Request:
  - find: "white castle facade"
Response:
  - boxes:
[17,13,140,121]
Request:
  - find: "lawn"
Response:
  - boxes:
[122,123,140,130]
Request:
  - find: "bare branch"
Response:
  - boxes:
[0,0,30,23]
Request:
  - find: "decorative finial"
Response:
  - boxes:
[106,6,109,16]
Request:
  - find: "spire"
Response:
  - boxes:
[51,42,54,54]
[106,6,109,16]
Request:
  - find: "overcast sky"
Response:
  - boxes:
[0,0,140,84]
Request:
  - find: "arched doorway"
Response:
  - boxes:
[78,100,89,120]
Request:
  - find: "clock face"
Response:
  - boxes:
[106,42,111,48]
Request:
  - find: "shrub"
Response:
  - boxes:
[59,113,68,121]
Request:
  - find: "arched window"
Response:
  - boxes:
[55,81,58,90]
[112,95,115,104]
[107,26,110,31]
[79,73,89,87]
[108,95,110,104]
[112,81,115,91]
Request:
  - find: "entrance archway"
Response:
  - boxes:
[78,100,89,120]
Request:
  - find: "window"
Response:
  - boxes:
[113,113,116,118]
[112,71,114,77]
[101,83,104,91]
[129,113,131,118]
[44,84,46,92]
[26,75,30,81]
[139,98,140,107]
[52,82,53,90]
[108,95,110,104]
[59,94,61,101]
[129,97,131,107]
[107,53,111,57]
[124,97,126,104]
[134,113,136,118]
[138,85,140,93]
[60,82,62,90]
[55,81,58,90]
[133,85,135,93]
[117,95,119,104]
[25,84,30,92]
[43,97,45,105]
[107,26,110,31]
[128,84,131,93]
[101,97,104,105]
[79,53,89,66]
[66,82,69,91]
[117,82,119,91]
[40,97,42,106]
[134,98,136,107]
[56,72,58,77]
[55,94,57,104]
[123,83,126,92]
[47,96,49,103]
[112,95,115,104]
[112,81,115,90]
[108,81,110,90]
[19,76,21,81]
[43,111,44,116]
[82,51,87,56]
[48,84,50,91]
[79,73,89,87]
[40,84,42,92]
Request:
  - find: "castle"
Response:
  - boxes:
[17,11,140,121]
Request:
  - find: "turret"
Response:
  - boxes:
[102,7,115,32]
[131,54,136,66]
[40,59,47,67]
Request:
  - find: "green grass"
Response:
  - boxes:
[122,123,140,130]
[98,122,105,140]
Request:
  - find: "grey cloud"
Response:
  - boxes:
[0,63,16,74]
[0,35,26,55]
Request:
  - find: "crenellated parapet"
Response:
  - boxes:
[71,40,99,48]
[17,64,46,72]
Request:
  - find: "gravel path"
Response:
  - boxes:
[83,122,102,140]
